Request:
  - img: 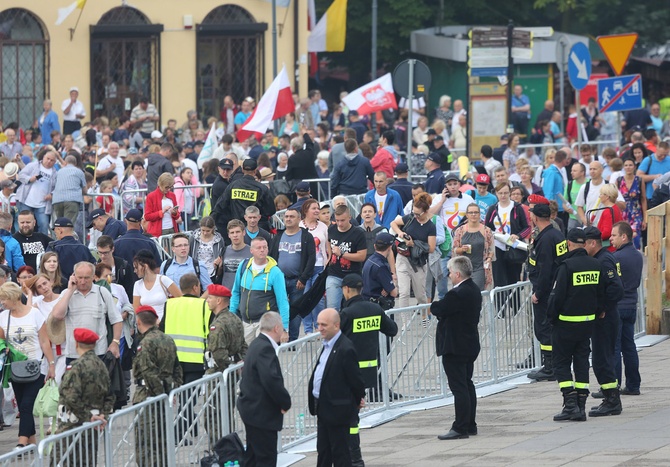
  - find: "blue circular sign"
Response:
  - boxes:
[567,42,592,91]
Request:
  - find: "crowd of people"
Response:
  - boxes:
[0,86,659,465]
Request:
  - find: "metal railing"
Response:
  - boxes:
[0,443,39,466]
[168,372,228,465]
[104,394,174,467]
[38,419,106,466]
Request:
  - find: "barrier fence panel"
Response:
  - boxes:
[380,304,447,411]
[221,363,245,439]
[104,394,174,467]
[0,443,38,466]
[169,372,227,465]
[635,283,647,338]
[485,282,539,382]
[172,184,213,232]
[38,420,105,466]
[276,333,323,451]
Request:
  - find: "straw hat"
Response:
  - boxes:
[259,167,275,180]
[45,314,66,345]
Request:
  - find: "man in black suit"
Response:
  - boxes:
[431,256,482,440]
[309,308,366,466]
[237,312,292,466]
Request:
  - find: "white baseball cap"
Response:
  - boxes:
[69,86,79,93]
[151,130,163,139]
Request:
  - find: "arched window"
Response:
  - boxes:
[0,8,48,129]
[90,6,162,122]
[197,5,267,123]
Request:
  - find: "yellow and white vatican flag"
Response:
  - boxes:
[307,0,347,52]
[56,0,86,26]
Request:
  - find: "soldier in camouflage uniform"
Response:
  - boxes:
[52,328,115,467]
[203,284,247,446]
[132,306,183,467]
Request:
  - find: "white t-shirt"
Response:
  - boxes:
[161,198,174,229]
[398,97,426,128]
[32,295,65,377]
[575,179,625,214]
[300,220,329,267]
[0,309,46,373]
[133,275,175,321]
[24,165,54,208]
[374,193,388,220]
[61,99,86,121]
[492,202,514,250]
[431,193,475,234]
[97,155,125,187]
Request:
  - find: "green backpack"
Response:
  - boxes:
[433,215,452,258]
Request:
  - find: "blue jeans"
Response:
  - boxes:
[436,255,451,300]
[615,308,641,391]
[302,266,324,333]
[18,203,49,235]
[325,275,344,311]
[285,277,305,342]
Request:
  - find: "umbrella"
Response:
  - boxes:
[290,268,328,320]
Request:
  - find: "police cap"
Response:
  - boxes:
[375,232,395,246]
[529,204,551,218]
[583,226,602,240]
[566,228,586,244]
[242,158,258,171]
[342,274,364,289]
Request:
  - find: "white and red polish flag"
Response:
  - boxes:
[236,66,294,141]
[341,73,397,116]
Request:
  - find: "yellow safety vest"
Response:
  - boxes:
[163,296,211,364]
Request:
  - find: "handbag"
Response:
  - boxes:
[505,246,528,264]
[395,215,415,257]
[33,379,59,438]
[5,312,41,384]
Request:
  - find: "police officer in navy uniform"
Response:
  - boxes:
[583,225,625,417]
[549,228,605,422]
[340,273,398,467]
[361,232,397,309]
[424,153,445,195]
[526,203,567,381]
[46,217,96,278]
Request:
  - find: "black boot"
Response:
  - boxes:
[589,388,623,417]
[554,391,584,421]
[591,390,604,399]
[577,392,588,420]
[349,434,365,467]
[528,352,555,381]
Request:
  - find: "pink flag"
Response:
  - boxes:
[237,66,294,142]
[342,73,397,116]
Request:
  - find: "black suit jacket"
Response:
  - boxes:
[308,333,365,426]
[430,278,482,359]
[237,333,291,431]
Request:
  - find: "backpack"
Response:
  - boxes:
[161,257,202,288]
[583,178,608,201]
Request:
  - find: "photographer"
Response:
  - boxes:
[390,193,437,310]
[361,232,398,310]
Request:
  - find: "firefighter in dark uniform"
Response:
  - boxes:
[549,228,605,422]
[583,225,624,417]
[340,273,398,467]
[212,158,276,234]
[361,232,397,309]
[526,203,567,381]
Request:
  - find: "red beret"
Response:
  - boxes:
[207,284,232,298]
[527,194,550,205]
[136,305,158,317]
[73,328,99,345]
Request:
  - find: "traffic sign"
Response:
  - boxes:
[597,74,642,113]
[597,33,638,76]
[392,59,431,99]
[517,26,554,38]
[567,42,591,91]
[469,67,508,77]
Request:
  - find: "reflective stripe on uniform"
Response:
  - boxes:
[574,382,589,389]
[558,381,574,389]
[169,334,205,343]
[350,426,359,435]
[558,314,595,322]
[528,257,536,266]
[352,316,381,333]
[540,344,552,351]
[359,359,378,368]
[176,346,204,353]
[601,381,618,390]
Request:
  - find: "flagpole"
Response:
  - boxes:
[69,3,85,41]
[370,0,378,135]
[272,0,280,135]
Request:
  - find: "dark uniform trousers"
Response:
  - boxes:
[533,299,553,352]
[553,323,593,393]
[592,308,620,388]
[442,355,477,434]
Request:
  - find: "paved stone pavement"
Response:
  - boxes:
[293,338,670,467]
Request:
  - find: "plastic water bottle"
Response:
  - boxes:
[233,462,240,466]
[296,413,305,437]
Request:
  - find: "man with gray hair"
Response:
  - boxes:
[51,261,123,363]
[96,141,124,186]
[244,205,273,246]
[431,256,482,440]
[237,311,291,466]
[52,155,87,227]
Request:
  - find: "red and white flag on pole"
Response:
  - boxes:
[341,73,397,116]
[236,66,294,142]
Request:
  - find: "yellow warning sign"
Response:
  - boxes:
[597,33,638,76]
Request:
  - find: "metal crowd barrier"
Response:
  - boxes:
[168,373,228,465]
[570,139,619,154]
[90,191,123,222]
[104,394,174,467]
[38,419,106,466]
[172,183,213,231]
[0,443,38,466]
[221,363,244,438]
